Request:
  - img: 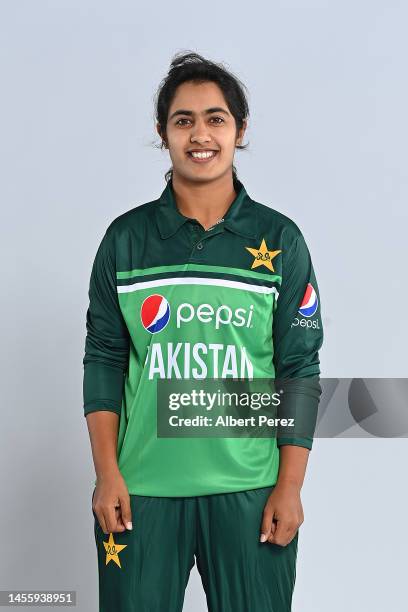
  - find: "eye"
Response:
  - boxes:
[175,116,225,126]
[175,118,191,126]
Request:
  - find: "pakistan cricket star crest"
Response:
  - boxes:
[245,238,282,272]
[103,533,127,568]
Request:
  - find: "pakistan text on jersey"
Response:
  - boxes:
[145,342,254,379]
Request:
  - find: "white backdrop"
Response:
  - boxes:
[1,1,406,610]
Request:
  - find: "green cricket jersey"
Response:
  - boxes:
[83,178,323,496]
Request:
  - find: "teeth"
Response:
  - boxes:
[190,151,216,159]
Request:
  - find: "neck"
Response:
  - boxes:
[171,171,238,231]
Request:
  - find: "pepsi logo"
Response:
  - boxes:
[140,294,171,333]
[298,283,318,318]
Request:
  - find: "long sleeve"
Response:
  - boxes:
[272,232,324,449]
[83,227,130,416]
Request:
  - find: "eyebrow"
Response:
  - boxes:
[169,107,230,120]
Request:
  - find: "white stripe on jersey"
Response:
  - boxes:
[117,277,279,296]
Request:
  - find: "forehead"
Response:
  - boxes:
[169,81,228,113]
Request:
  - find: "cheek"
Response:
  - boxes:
[219,139,237,159]
[222,131,239,150]
[166,129,184,151]
[167,142,185,163]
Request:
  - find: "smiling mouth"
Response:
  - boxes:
[187,150,219,163]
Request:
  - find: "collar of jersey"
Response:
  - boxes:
[155,178,258,239]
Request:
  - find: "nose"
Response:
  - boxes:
[190,118,211,144]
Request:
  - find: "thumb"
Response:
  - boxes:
[119,494,133,530]
[260,503,274,543]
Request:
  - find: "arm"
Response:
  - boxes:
[260,231,324,545]
[86,411,132,534]
[83,227,132,534]
[277,444,309,489]
[86,411,120,480]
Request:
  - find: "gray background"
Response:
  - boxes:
[1,0,407,610]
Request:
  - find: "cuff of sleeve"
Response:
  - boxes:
[83,362,125,417]
[84,402,121,417]
[277,437,313,450]
[275,376,321,450]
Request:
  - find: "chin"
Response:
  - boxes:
[177,166,230,184]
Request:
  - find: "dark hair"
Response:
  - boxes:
[153,51,250,183]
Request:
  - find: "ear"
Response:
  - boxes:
[156,122,167,145]
[236,118,248,145]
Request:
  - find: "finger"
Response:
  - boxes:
[268,520,291,546]
[260,504,274,542]
[113,508,126,532]
[104,506,119,534]
[98,511,108,535]
[113,499,126,529]
[282,528,298,546]
[270,517,277,536]
[118,494,133,530]
[268,529,295,546]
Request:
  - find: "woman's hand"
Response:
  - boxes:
[92,470,133,534]
[260,480,304,546]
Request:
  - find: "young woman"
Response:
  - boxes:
[84,51,324,612]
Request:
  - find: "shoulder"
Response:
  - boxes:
[106,198,158,233]
[103,197,159,241]
[250,195,305,250]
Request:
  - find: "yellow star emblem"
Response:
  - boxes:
[245,238,282,272]
[103,532,128,568]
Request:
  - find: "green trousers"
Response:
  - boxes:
[92,486,298,611]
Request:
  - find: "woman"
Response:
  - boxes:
[84,51,324,612]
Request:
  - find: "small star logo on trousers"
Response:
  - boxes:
[103,533,127,568]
